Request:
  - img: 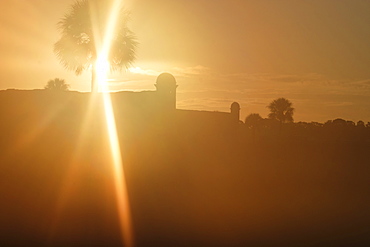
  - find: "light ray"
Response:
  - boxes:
[49,91,99,240]
[94,0,134,246]
[50,1,134,245]
[101,83,134,247]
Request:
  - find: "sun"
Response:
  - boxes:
[95,58,110,91]
[92,0,134,246]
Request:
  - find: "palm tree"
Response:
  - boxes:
[267,98,294,123]
[44,78,69,91]
[54,0,138,92]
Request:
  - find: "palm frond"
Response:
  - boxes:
[54,0,138,89]
[267,98,294,123]
[54,34,93,75]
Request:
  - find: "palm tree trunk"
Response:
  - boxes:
[278,121,283,139]
[91,64,97,92]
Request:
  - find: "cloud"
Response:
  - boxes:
[127,65,211,77]
[128,67,159,76]
[324,101,355,107]
[349,79,370,90]
[109,65,370,122]
[171,65,211,77]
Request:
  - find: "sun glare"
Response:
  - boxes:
[93,1,134,246]
[96,58,110,91]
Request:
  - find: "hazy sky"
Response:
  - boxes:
[0,0,369,122]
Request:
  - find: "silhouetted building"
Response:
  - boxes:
[107,73,240,127]
[0,73,240,133]
[155,72,178,110]
[231,102,241,123]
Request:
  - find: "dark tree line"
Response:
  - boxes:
[243,98,370,142]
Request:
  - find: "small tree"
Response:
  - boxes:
[44,78,69,91]
[357,120,365,128]
[245,113,263,141]
[245,113,263,129]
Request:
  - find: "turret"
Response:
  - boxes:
[230,102,240,123]
[155,73,178,110]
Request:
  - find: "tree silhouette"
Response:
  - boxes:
[267,98,294,123]
[357,120,365,128]
[54,0,138,92]
[44,78,69,91]
[332,118,347,126]
[245,113,263,129]
[245,113,263,141]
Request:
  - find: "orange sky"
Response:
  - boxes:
[0,0,369,122]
